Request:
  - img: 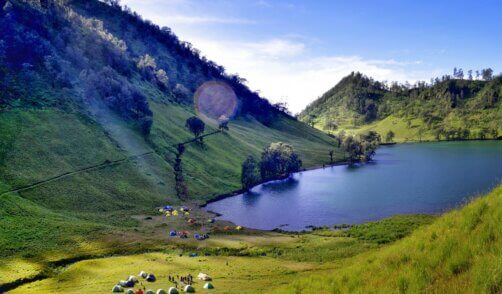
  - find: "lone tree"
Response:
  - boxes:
[329,150,334,163]
[259,142,302,180]
[185,116,205,138]
[241,156,259,190]
[385,130,395,143]
[218,115,229,131]
[341,132,380,165]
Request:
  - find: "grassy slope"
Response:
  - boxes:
[274,185,501,293]
[0,100,339,260]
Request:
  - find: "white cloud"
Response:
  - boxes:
[120,1,442,114]
[179,36,440,114]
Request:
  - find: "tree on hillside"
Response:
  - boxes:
[385,130,395,143]
[329,150,334,163]
[481,68,493,81]
[259,142,302,180]
[467,70,473,80]
[241,156,259,190]
[218,115,230,131]
[185,116,205,138]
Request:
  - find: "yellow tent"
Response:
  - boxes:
[172,210,179,216]
[184,212,190,216]
[236,226,243,231]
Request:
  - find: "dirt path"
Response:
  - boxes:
[0,151,155,197]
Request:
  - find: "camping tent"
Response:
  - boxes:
[236,226,243,230]
[187,218,195,224]
[197,273,212,281]
[125,289,135,294]
[157,289,167,294]
[128,276,139,283]
[139,271,148,278]
[112,285,123,292]
[169,231,177,236]
[163,205,173,211]
[145,290,155,294]
[183,285,195,293]
[119,280,130,287]
[124,280,135,287]
[203,283,214,289]
[146,274,156,282]
[168,287,179,294]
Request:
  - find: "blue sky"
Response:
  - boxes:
[121,0,501,113]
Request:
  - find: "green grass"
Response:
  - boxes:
[0,101,340,260]
[5,184,498,293]
[343,214,435,244]
[274,185,502,293]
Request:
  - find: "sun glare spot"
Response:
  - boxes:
[194,81,238,120]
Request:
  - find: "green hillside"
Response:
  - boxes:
[0,0,340,261]
[299,72,502,142]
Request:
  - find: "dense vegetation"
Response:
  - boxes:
[300,71,502,142]
[241,142,302,189]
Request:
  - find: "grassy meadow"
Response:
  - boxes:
[2,185,498,293]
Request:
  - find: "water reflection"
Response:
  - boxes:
[205,141,502,231]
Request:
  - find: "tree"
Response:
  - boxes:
[481,68,493,81]
[218,115,229,131]
[241,156,259,189]
[185,116,205,138]
[329,150,334,163]
[155,69,169,89]
[385,130,395,143]
[259,142,302,180]
[341,135,362,165]
[467,70,473,80]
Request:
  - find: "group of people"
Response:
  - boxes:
[168,274,194,288]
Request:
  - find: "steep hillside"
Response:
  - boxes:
[275,185,502,293]
[0,0,340,259]
[299,72,502,142]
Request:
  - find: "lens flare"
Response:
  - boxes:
[194,81,238,120]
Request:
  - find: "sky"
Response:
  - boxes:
[120,0,502,113]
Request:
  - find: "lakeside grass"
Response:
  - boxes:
[3,185,496,294]
[274,185,502,293]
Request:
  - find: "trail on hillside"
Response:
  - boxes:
[0,152,154,197]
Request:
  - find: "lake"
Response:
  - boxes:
[205,141,502,231]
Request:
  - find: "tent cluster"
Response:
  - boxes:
[168,231,209,241]
[112,272,157,293]
[159,206,191,218]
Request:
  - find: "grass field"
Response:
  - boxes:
[4,213,434,293]
[3,185,498,293]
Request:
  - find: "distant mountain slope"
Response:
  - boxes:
[299,72,501,142]
[0,0,339,258]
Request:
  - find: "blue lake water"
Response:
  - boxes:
[205,141,502,231]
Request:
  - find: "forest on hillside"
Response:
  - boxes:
[300,70,501,141]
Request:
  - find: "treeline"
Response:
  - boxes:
[241,142,302,190]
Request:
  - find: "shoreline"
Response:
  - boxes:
[200,159,349,208]
[199,139,501,231]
